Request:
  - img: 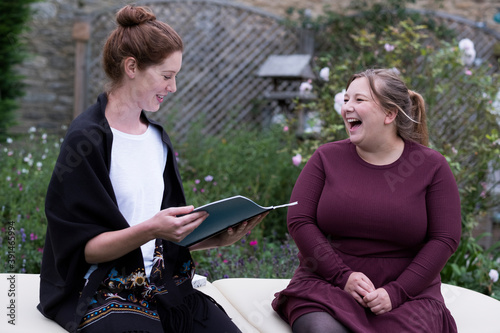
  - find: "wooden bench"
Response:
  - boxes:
[1,274,500,332]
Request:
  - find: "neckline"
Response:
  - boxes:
[349,139,410,169]
[111,124,151,140]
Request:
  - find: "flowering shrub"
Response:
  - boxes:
[0,127,59,273]
[192,232,299,280]
[177,123,301,237]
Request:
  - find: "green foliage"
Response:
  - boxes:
[0,128,59,273]
[192,233,299,281]
[177,122,302,238]
[0,0,38,136]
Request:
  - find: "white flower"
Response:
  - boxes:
[299,80,313,93]
[334,89,346,115]
[36,162,43,170]
[130,271,146,287]
[304,111,322,134]
[28,126,36,133]
[6,137,13,144]
[319,67,330,81]
[204,175,214,182]
[458,38,476,66]
[489,269,499,283]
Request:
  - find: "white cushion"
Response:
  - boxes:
[2,274,500,333]
[212,278,291,333]
[441,283,500,333]
[212,278,500,333]
[0,273,66,332]
[197,280,259,332]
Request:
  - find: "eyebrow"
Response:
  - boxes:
[345,92,370,99]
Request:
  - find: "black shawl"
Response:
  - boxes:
[37,93,193,332]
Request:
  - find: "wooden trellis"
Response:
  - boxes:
[84,0,301,141]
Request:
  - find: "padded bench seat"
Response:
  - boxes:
[1,274,500,332]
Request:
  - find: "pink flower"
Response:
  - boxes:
[249,240,258,246]
[200,189,205,193]
[193,187,197,192]
[30,233,38,241]
[195,179,200,184]
[384,43,395,52]
[292,154,302,166]
[204,175,214,182]
[465,69,472,75]
[283,126,289,132]
[223,259,229,263]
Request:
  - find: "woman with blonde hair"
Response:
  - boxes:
[272,68,461,333]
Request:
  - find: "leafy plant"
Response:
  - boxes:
[0,127,60,273]
[0,0,39,137]
[177,122,302,238]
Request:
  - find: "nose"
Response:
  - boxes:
[166,78,177,93]
[341,103,354,115]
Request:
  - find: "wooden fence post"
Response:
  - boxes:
[72,15,90,119]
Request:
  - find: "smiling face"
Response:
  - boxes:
[341,77,396,148]
[131,51,182,112]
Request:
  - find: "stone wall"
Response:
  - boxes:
[11,0,500,133]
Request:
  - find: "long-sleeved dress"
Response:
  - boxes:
[272,139,461,332]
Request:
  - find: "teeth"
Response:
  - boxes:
[347,118,360,123]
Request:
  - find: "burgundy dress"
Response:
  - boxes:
[272,139,461,332]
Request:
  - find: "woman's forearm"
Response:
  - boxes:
[84,221,155,264]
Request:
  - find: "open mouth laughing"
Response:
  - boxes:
[347,117,362,130]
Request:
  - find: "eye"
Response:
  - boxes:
[163,75,177,81]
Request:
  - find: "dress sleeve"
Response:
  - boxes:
[383,155,462,309]
[287,149,354,288]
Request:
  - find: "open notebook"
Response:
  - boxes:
[175,195,297,247]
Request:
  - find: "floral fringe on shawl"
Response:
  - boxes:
[80,240,224,333]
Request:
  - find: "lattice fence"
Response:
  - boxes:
[426,10,500,71]
[85,3,500,142]
[86,0,301,141]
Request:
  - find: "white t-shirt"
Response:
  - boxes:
[108,125,168,277]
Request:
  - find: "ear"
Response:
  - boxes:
[384,108,398,125]
[123,57,137,79]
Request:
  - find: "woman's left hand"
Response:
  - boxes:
[189,212,268,251]
[363,288,392,315]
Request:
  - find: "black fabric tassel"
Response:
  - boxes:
[155,289,215,333]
